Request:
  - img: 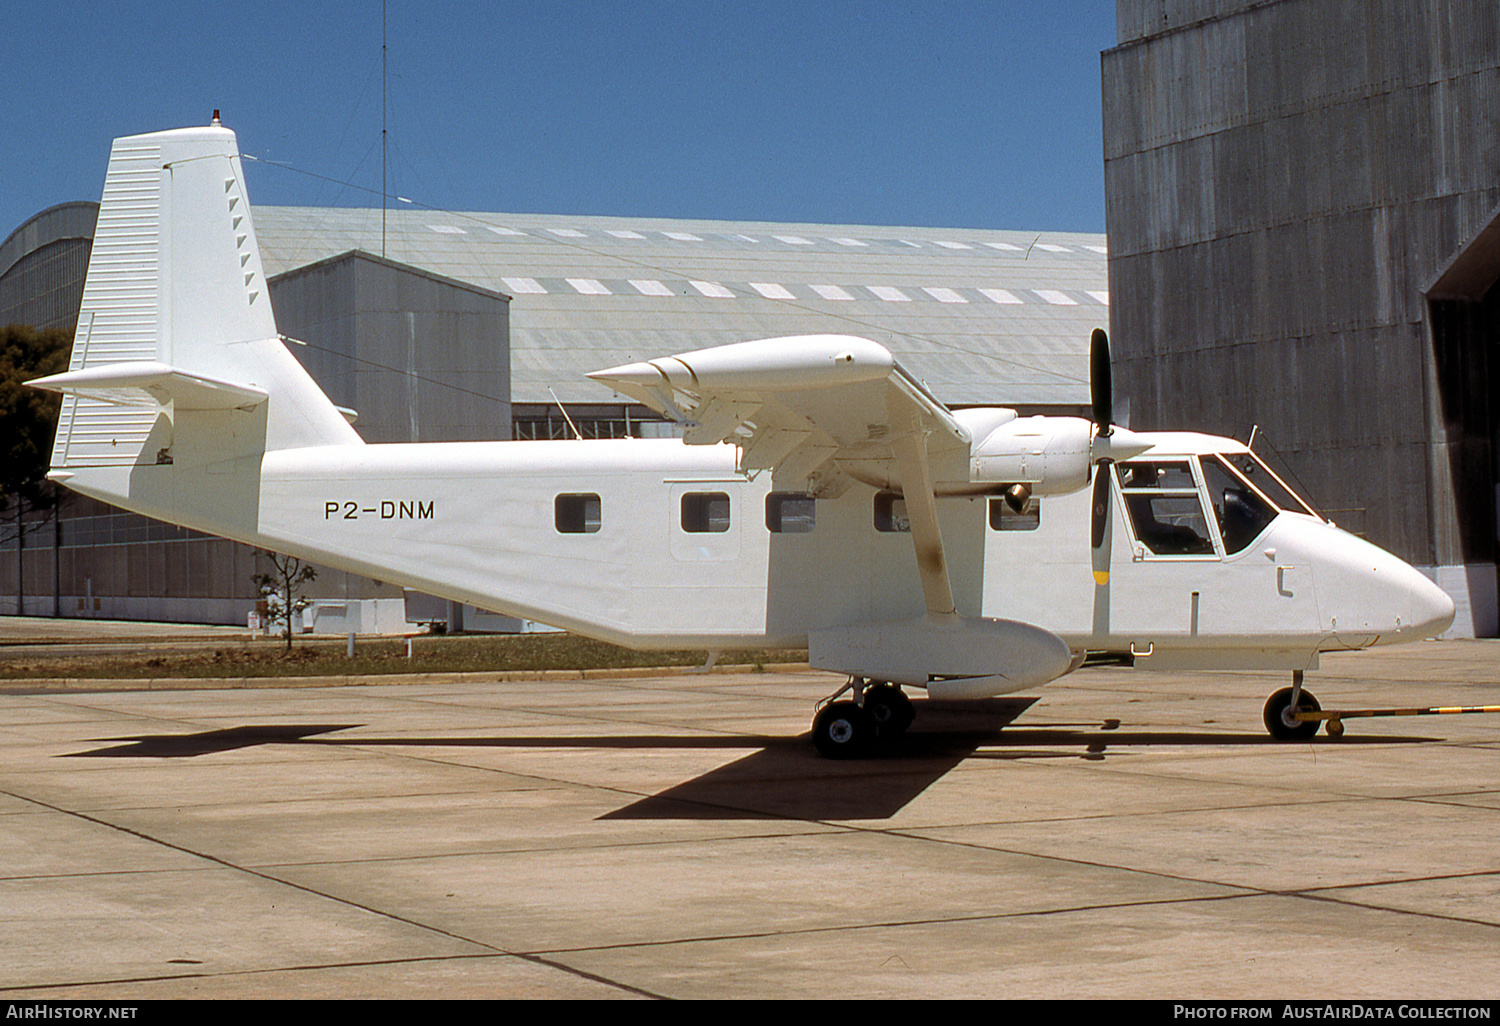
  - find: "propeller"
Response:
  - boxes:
[1090,328,1117,559]
[1086,328,1152,632]
[1087,329,1118,650]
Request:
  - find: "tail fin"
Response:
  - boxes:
[35,122,359,473]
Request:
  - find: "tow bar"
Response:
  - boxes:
[1297,703,1500,738]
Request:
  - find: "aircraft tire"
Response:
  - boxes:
[813,701,876,758]
[1263,686,1321,741]
[864,684,915,737]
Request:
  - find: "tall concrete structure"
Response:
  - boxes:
[1103,0,1500,635]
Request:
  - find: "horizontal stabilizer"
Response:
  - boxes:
[30,361,269,410]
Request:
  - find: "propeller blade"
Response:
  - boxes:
[1090,462,1111,551]
[1090,466,1113,634]
[1090,327,1112,437]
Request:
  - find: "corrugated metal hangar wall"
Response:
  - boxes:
[1104,0,1500,635]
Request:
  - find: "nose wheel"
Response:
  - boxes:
[1263,671,1322,740]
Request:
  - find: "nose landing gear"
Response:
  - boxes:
[1263,670,1322,740]
[1262,674,1500,738]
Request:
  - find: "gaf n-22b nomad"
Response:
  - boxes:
[33,124,1456,756]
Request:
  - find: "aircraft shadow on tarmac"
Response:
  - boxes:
[65,699,1432,821]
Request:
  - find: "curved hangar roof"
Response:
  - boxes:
[252,207,1107,408]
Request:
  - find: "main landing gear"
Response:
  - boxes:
[812,678,916,758]
[1263,669,1323,740]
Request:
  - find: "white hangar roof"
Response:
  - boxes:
[253,207,1108,408]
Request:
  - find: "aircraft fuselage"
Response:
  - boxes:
[64,428,1454,672]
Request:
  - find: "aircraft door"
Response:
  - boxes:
[1104,459,1222,644]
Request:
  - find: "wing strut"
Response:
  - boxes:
[887,393,956,617]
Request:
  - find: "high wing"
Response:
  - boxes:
[590,334,971,617]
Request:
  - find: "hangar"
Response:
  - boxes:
[1102,0,1500,637]
[0,198,1107,631]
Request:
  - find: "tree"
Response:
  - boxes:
[1,323,72,546]
[252,551,318,651]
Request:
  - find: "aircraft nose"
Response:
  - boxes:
[1408,572,1456,638]
[1307,520,1458,643]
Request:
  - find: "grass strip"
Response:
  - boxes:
[0,632,808,680]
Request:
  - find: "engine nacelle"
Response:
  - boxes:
[969,415,1094,495]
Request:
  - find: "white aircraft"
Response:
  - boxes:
[32,124,1456,757]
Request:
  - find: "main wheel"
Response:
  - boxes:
[1263,686,1321,741]
[864,684,915,737]
[812,701,876,759]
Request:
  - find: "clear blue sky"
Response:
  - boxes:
[3,1,1119,240]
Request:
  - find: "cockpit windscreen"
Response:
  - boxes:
[1215,454,1320,520]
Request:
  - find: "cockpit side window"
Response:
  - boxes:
[1119,461,1195,490]
[1202,457,1278,553]
[1116,460,1216,556]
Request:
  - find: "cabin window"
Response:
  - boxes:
[1201,457,1278,554]
[681,492,731,533]
[1117,461,1215,556]
[873,491,910,533]
[766,493,816,533]
[554,493,601,534]
[989,498,1040,531]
